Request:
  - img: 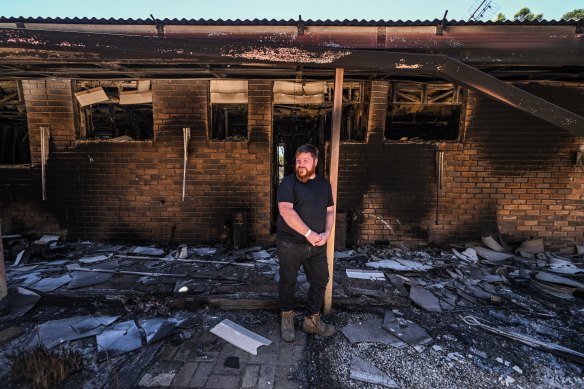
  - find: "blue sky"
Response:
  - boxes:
[2,0,582,21]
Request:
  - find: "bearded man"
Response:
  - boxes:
[276,144,336,342]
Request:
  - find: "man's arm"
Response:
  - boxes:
[278,202,322,246]
[315,206,334,246]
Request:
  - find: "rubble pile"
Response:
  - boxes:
[0,234,583,388]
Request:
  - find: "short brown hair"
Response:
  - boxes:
[295,144,319,159]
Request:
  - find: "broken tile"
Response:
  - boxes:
[139,318,178,344]
[382,311,432,346]
[349,355,399,388]
[366,258,433,271]
[341,319,407,348]
[210,319,271,355]
[346,269,385,280]
[97,320,142,361]
[409,285,442,312]
[28,274,72,292]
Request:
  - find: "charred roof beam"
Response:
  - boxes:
[1,27,583,135]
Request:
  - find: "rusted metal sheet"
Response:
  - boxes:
[1,27,583,135]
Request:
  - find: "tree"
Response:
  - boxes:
[562,9,584,20]
[494,12,506,22]
[513,7,543,22]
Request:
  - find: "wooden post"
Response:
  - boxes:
[324,68,344,314]
[0,219,7,301]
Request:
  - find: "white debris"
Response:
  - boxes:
[366,258,433,271]
[513,366,523,374]
[79,254,109,264]
[210,319,271,355]
[432,345,443,351]
[346,269,386,281]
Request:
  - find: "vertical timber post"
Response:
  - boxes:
[324,68,344,314]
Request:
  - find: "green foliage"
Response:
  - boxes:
[494,12,506,22]
[562,9,584,20]
[513,7,543,22]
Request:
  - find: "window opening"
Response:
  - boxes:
[74,80,153,141]
[210,80,248,141]
[385,82,462,141]
[0,80,30,164]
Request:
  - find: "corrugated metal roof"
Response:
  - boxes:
[0,16,580,26]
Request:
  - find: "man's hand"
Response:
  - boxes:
[314,231,331,246]
[306,231,322,246]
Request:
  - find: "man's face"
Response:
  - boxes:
[295,152,317,183]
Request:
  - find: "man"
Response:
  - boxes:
[276,144,335,343]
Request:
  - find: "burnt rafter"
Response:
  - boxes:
[1,27,584,135]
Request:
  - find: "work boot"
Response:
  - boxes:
[281,310,296,343]
[302,313,335,336]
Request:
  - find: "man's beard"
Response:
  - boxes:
[296,165,315,183]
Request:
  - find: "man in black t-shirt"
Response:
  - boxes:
[276,144,336,343]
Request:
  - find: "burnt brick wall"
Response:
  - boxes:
[1,79,273,244]
[337,82,584,249]
[2,77,583,249]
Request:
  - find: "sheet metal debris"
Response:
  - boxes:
[409,285,442,312]
[28,274,72,292]
[382,311,433,347]
[8,287,40,316]
[473,247,514,262]
[27,316,110,349]
[462,315,584,364]
[97,320,142,361]
[341,319,407,348]
[67,270,114,289]
[481,236,506,252]
[210,319,271,355]
[452,248,478,263]
[128,246,165,256]
[350,355,399,388]
[139,318,178,344]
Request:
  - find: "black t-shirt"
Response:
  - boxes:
[276,174,334,244]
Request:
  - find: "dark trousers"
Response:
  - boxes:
[277,240,329,315]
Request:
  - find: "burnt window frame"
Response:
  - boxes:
[0,80,31,166]
[74,80,154,142]
[209,80,249,142]
[384,81,465,143]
